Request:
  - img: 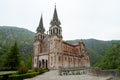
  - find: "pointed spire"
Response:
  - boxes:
[53,4,58,22]
[50,5,61,26]
[37,14,45,33]
[39,14,43,28]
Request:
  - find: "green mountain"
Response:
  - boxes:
[0,26,119,67]
[0,26,34,66]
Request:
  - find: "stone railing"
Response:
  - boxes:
[59,67,88,76]
[59,67,120,80]
[100,70,120,80]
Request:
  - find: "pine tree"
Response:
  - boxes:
[26,54,32,69]
[3,42,20,70]
[97,43,120,69]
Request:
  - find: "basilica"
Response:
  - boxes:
[33,6,90,69]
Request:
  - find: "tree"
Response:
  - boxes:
[97,43,120,69]
[3,42,20,70]
[26,54,32,69]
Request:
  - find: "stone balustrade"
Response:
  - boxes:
[59,67,120,80]
[59,67,88,76]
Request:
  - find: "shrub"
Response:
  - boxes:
[0,69,49,80]
[8,72,39,80]
[38,68,49,74]
[28,70,35,73]
[18,66,28,74]
[118,66,120,72]
[33,67,38,72]
[0,76,3,79]
[43,68,49,72]
[0,73,14,80]
[33,68,49,73]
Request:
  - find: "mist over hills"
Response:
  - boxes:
[0,26,119,66]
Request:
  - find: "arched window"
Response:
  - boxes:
[49,30,51,35]
[39,61,41,68]
[46,60,48,68]
[51,30,53,35]
[59,56,61,62]
[53,29,55,34]
[71,58,72,62]
[55,28,57,34]
[41,35,42,39]
[57,28,59,34]
[65,56,67,61]
[42,59,44,68]
[35,59,37,63]
[58,29,59,34]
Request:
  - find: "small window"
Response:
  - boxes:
[59,56,61,62]
[71,58,72,62]
[51,57,53,61]
[55,28,57,34]
[35,59,36,63]
[65,56,67,61]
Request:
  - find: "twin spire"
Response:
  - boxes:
[37,5,61,33]
[36,14,45,33]
[50,5,61,26]
[53,5,58,22]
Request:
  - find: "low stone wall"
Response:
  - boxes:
[100,70,116,77]
[59,67,120,80]
[86,68,120,80]
[100,70,120,80]
[59,67,89,76]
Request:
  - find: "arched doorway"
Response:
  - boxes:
[42,59,44,68]
[39,61,41,68]
[46,60,48,68]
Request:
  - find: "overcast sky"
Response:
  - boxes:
[0,0,120,40]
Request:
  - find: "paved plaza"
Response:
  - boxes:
[25,70,111,80]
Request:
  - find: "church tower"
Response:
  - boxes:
[48,5,63,69]
[49,5,62,38]
[35,15,45,41]
[33,15,46,68]
[34,14,46,54]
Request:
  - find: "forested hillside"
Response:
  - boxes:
[96,43,120,70]
[0,26,34,68]
[0,26,119,68]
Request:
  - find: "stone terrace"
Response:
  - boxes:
[25,70,112,80]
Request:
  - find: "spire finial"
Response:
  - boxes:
[55,3,56,8]
[41,13,42,17]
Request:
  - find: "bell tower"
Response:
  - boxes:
[49,5,62,38]
[34,14,46,56]
[48,5,63,69]
[33,15,46,68]
[35,15,45,41]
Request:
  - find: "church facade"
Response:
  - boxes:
[33,6,90,70]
